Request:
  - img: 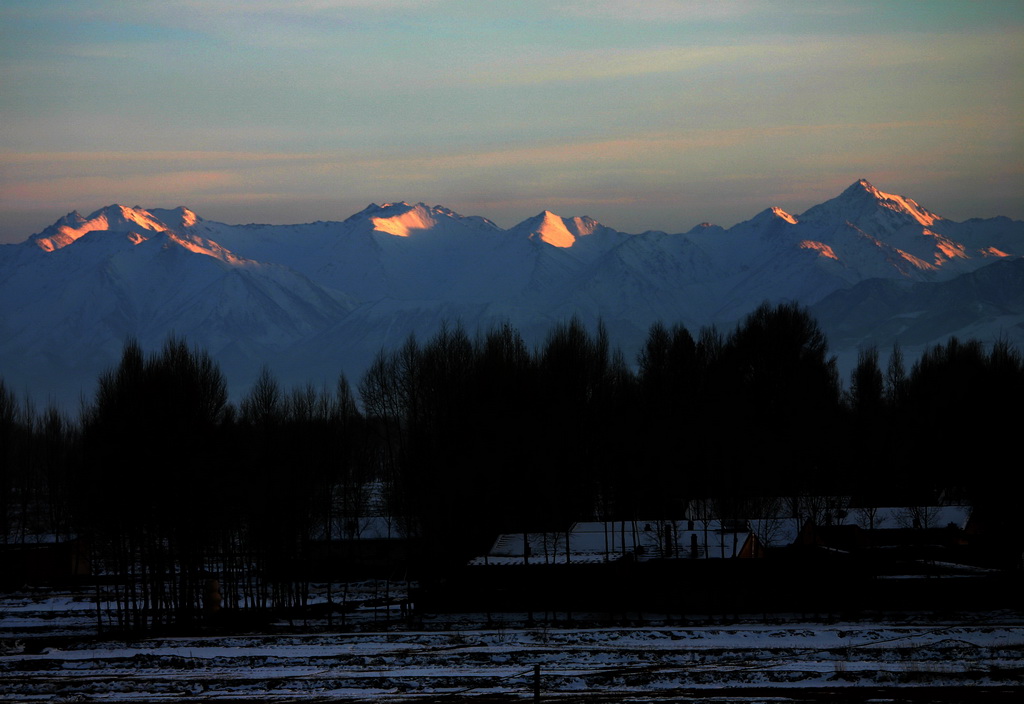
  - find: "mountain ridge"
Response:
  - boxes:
[2,180,1021,407]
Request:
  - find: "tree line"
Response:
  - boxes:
[2,303,1021,627]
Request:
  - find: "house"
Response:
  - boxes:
[469,519,760,565]
[686,497,972,550]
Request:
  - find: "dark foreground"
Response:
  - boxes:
[2,586,1022,703]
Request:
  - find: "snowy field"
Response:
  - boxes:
[2,585,1022,702]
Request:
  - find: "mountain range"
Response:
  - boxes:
[2,179,1021,407]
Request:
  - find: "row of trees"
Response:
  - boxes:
[1,339,371,628]
[2,304,1022,626]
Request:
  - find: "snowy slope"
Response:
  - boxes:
[812,257,1024,352]
[0,206,353,403]
[1,181,1021,405]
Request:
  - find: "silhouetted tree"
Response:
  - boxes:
[885,343,907,409]
[844,346,888,497]
[534,317,610,531]
[80,336,230,629]
[904,337,1020,500]
[0,379,20,544]
[635,322,697,516]
[713,302,841,496]
[848,347,884,418]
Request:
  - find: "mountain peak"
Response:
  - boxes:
[84,204,170,234]
[509,210,578,248]
[686,222,724,236]
[532,211,575,248]
[844,178,877,195]
[509,210,611,248]
[30,204,168,252]
[147,206,200,229]
[369,203,438,238]
[746,206,799,227]
[801,180,942,229]
[348,201,498,238]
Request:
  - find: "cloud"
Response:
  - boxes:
[556,0,796,22]
[2,116,972,214]
[0,115,974,181]
[3,151,320,167]
[472,29,1021,88]
[474,45,773,85]
[166,0,438,12]
[1,170,236,207]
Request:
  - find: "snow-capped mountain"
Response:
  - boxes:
[1,181,1021,406]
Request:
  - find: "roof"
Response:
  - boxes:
[470,520,755,565]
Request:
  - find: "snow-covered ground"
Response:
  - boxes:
[2,586,1022,701]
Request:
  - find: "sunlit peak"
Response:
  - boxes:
[33,204,167,252]
[771,207,798,225]
[179,207,198,227]
[851,179,940,227]
[371,205,436,237]
[534,211,575,248]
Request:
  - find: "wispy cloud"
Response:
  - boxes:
[1,171,236,206]
[1,116,971,206]
[556,0,841,23]
[474,30,1021,86]
[474,45,773,84]
[3,151,323,166]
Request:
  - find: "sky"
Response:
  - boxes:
[1,0,1022,243]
